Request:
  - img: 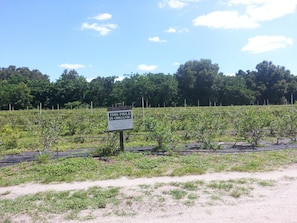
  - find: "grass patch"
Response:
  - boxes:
[0,149,296,186]
[207,179,256,199]
[182,181,199,191]
[257,180,276,187]
[230,186,251,198]
[208,181,233,191]
[0,177,282,221]
[168,189,187,200]
[0,186,120,221]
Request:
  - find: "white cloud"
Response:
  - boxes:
[193,11,258,28]
[59,64,85,69]
[245,1,297,21]
[165,27,189,33]
[172,62,180,66]
[159,0,187,9]
[158,0,201,9]
[92,13,112,21]
[138,64,158,71]
[242,35,293,53]
[83,12,117,36]
[194,0,297,29]
[82,22,117,36]
[148,36,167,43]
[165,27,177,33]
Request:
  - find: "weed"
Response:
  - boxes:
[169,182,181,187]
[0,186,120,221]
[114,210,136,217]
[208,181,233,191]
[135,158,158,170]
[36,151,52,164]
[187,193,198,200]
[1,149,297,187]
[168,189,187,200]
[154,182,166,189]
[258,180,276,187]
[93,132,120,157]
[117,151,145,161]
[139,184,151,190]
[182,181,199,191]
[133,195,144,202]
[230,186,251,198]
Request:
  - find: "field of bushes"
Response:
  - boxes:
[1,105,297,156]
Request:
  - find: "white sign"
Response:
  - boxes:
[107,108,133,131]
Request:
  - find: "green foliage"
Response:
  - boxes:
[280,109,297,142]
[1,59,297,109]
[32,157,99,183]
[175,59,220,106]
[134,158,159,169]
[36,151,52,164]
[93,132,121,157]
[0,148,297,187]
[0,186,120,221]
[146,117,175,153]
[234,109,271,147]
[0,124,20,150]
[64,101,85,109]
[2,106,297,156]
[168,189,187,200]
[37,116,61,152]
[192,111,227,149]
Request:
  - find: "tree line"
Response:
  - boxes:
[1,59,296,110]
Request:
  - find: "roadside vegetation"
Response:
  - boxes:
[0,149,296,187]
[0,176,282,222]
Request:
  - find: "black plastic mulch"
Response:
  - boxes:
[0,148,96,167]
[1,142,297,167]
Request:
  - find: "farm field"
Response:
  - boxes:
[1,105,297,155]
[1,105,297,222]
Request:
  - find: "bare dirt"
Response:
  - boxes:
[1,164,297,223]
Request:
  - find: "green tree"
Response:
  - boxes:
[118,74,152,107]
[28,79,54,108]
[237,61,293,104]
[53,70,89,107]
[0,82,33,109]
[0,81,9,109]
[175,59,221,106]
[147,73,178,107]
[85,76,117,107]
[217,76,256,105]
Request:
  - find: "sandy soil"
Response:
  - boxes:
[1,165,297,223]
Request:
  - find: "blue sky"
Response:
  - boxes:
[1,0,297,82]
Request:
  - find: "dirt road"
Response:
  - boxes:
[1,165,297,223]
